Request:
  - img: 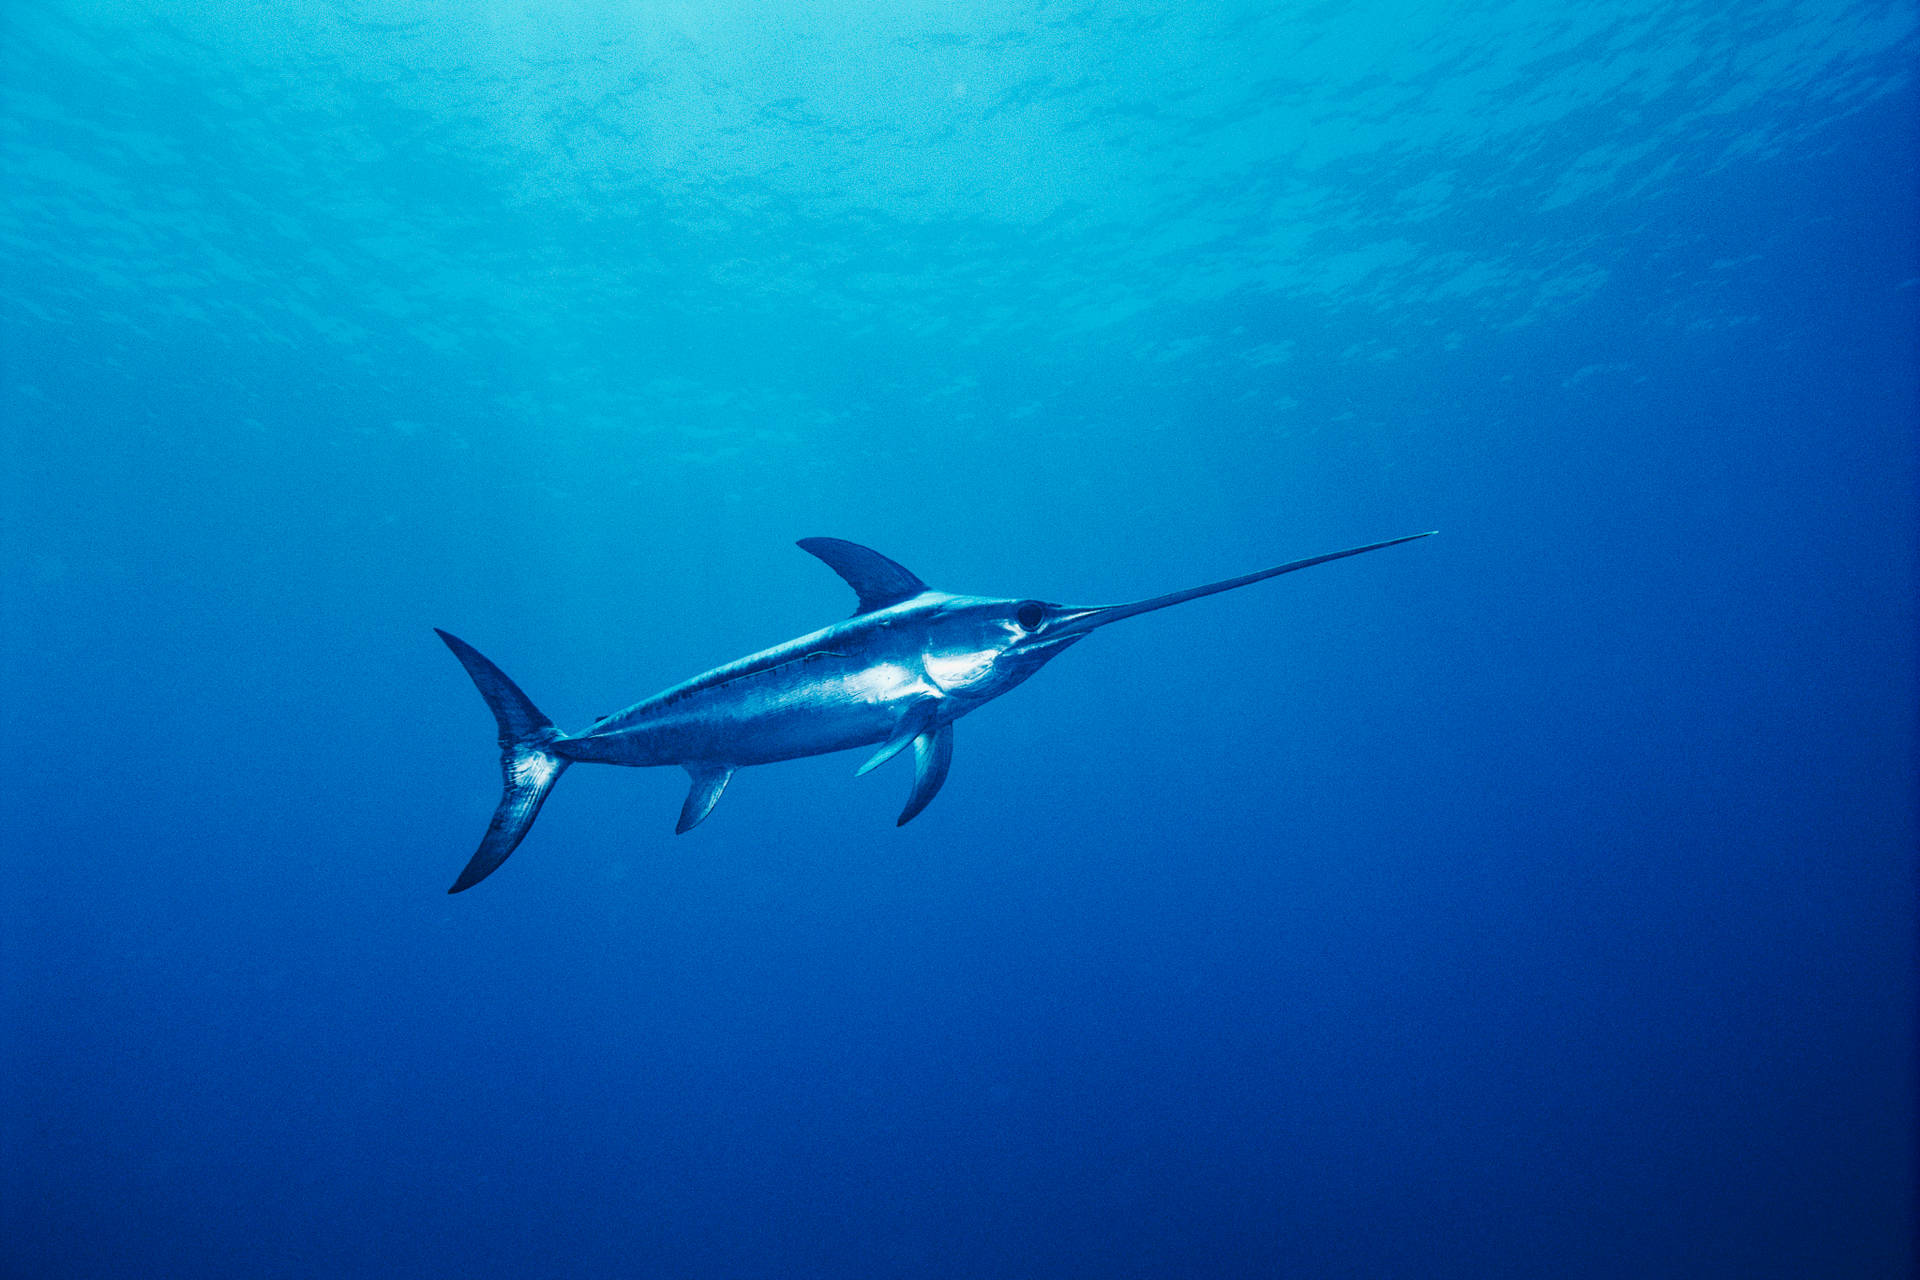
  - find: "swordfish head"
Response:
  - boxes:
[808,530,1437,714]
[889,590,1098,709]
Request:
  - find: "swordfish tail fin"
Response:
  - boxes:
[435,629,570,893]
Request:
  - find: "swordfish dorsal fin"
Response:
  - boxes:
[797,538,928,614]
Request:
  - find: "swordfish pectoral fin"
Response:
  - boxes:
[855,701,938,777]
[897,724,953,826]
[676,764,735,834]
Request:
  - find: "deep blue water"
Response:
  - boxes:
[3,3,1915,1276]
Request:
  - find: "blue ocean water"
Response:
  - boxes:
[3,1,1915,1275]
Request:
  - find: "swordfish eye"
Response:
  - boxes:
[1014,600,1047,631]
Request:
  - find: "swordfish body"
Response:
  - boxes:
[436,532,1433,892]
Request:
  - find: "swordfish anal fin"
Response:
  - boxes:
[676,763,734,834]
[797,538,928,614]
[897,723,953,826]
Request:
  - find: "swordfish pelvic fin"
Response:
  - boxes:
[856,701,938,776]
[897,724,953,826]
[797,537,928,614]
[676,763,734,834]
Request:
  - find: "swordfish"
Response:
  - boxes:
[436,531,1433,892]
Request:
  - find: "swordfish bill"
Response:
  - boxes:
[436,530,1434,892]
